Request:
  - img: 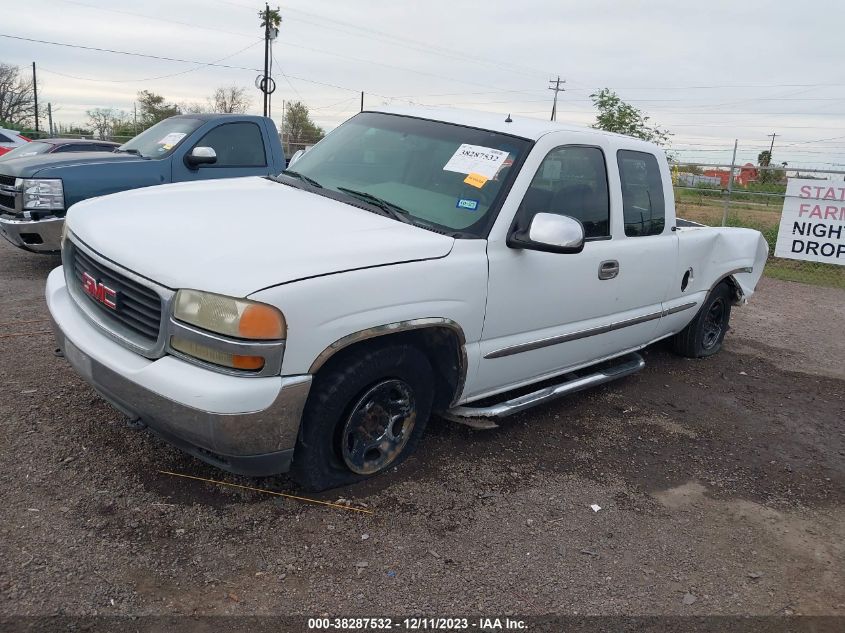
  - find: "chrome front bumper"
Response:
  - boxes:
[0,215,64,253]
[46,267,312,476]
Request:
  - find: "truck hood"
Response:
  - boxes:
[66,177,455,297]
[0,151,144,178]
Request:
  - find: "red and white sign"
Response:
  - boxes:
[774,179,845,265]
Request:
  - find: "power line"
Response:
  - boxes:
[0,32,393,99]
[52,0,258,40]
[274,37,548,98]
[1,33,264,72]
[563,82,845,91]
[40,41,262,83]
[215,0,556,80]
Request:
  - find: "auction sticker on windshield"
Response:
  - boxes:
[443,144,509,180]
[157,132,187,150]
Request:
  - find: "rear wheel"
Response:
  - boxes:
[672,282,733,358]
[291,343,434,491]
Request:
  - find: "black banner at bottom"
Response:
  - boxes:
[1,616,843,633]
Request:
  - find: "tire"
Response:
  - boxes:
[672,282,733,358]
[290,343,435,491]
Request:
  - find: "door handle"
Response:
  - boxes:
[599,260,619,280]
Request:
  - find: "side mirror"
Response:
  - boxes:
[185,146,217,168]
[507,212,585,254]
[287,148,306,168]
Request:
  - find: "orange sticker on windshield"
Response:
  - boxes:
[464,173,488,188]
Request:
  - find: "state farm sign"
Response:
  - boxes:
[774,179,845,265]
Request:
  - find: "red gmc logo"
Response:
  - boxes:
[81,272,118,310]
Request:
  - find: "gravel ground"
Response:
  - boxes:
[0,240,843,618]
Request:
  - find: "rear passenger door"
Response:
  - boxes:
[612,148,678,341]
[173,121,270,182]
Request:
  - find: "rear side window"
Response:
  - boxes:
[617,150,665,237]
[519,146,610,238]
[53,144,88,153]
[194,122,266,167]
[0,133,13,143]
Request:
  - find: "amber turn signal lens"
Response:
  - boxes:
[232,355,265,370]
[171,337,265,372]
[239,303,286,340]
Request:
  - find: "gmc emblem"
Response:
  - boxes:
[81,272,118,310]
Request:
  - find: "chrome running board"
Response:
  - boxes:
[445,353,645,425]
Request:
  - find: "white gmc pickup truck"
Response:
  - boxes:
[47,107,768,490]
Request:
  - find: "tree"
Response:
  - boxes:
[757,150,777,183]
[258,6,282,29]
[108,110,135,140]
[86,108,118,139]
[180,101,207,114]
[282,101,325,154]
[590,88,671,146]
[0,63,36,127]
[136,90,180,127]
[54,121,93,137]
[209,86,251,114]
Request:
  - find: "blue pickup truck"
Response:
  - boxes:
[0,113,285,253]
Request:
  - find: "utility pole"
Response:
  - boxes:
[133,103,138,136]
[721,139,738,227]
[47,102,53,137]
[281,99,286,155]
[767,132,777,158]
[361,91,364,112]
[32,62,39,135]
[548,76,565,122]
[263,3,270,117]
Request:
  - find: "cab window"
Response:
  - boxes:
[518,146,610,239]
[194,122,266,167]
[617,150,665,237]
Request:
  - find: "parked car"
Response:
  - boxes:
[47,107,768,490]
[0,138,119,161]
[0,127,30,156]
[0,114,285,252]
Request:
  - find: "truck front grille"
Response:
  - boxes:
[0,175,17,213]
[0,191,15,211]
[68,242,163,342]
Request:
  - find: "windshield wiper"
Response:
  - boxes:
[336,187,412,223]
[280,170,323,188]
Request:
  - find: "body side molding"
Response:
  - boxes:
[485,302,698,360]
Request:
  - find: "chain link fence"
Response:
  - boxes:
[672,162,845,290]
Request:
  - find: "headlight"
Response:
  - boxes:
[22,178,64,211]
[173,289,286,340]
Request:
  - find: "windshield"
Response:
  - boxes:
[118,117,203,159]
[0,141,51,160]
[285,112,531,237]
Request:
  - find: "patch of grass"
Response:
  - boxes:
[764,260,845,290]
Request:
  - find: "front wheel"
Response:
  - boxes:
[672,282,733,358]
[290,343,434,491]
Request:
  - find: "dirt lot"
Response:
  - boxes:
[1,239,843,619]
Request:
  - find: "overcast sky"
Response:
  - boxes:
[2,0,844,169]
